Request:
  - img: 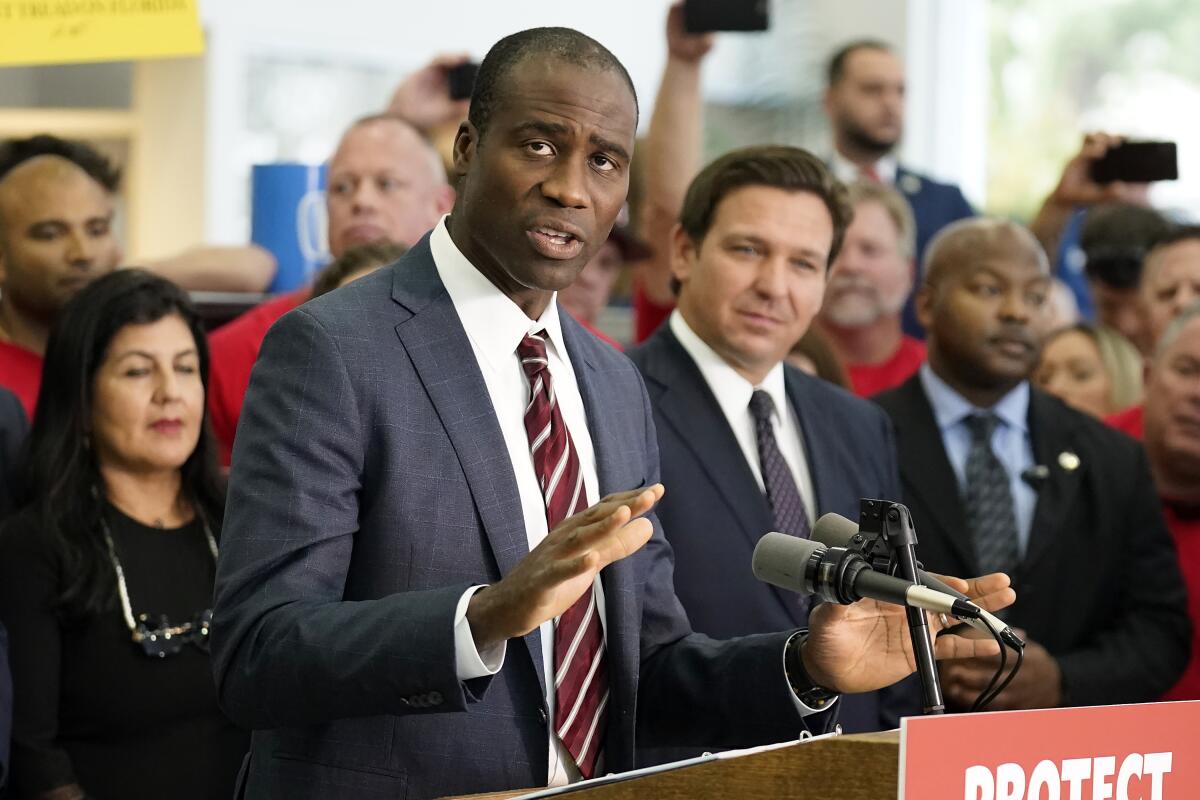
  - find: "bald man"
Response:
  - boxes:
[873,218,1190,711]
[207,114,455,464]
[0,153,122,417]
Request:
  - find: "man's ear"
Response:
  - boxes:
[451,121,478,181]
[915,283,936,332]
[669,223,698,292]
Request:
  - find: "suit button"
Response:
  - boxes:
[428,691,443,706]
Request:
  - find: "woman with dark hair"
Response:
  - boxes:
[0,270,247,799]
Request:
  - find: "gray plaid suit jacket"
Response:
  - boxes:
[211,234,823,800]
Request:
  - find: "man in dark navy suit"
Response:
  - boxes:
[823,40,975,337]
[628,146,916,745]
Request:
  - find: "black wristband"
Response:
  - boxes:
[785,631,838,710]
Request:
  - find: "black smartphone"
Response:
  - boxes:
[447,62,480,101]
[683,0,769,32]
[1090,141,1178,183]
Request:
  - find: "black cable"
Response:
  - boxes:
[969,613,1007,713]
[980,639,1025,710]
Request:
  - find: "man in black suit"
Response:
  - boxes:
[874,217,1190,710]
[628,146,912,736]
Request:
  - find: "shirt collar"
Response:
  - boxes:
[829,149,898,186]
[669,309,788,424]
[429,215,567,371]
[919,362,1029,434]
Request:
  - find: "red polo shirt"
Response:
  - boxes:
[1106,403,1200,699]
[0,340,43,420]
[207,291,309,466]
[847,336,926,398]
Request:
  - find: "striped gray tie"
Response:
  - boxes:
[963,413,1019,576]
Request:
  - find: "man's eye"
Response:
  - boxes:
[527,142,553,156]
[591,155,615,172]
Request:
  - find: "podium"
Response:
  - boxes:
[444,731,900,800]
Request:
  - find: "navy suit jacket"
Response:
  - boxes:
[0,622,10,791]
[874,376,1191,706]
[211,236,827,800]
[895,165,975,338]
[628,326,916,736]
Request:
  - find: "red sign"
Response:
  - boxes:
[900,701,1200,800]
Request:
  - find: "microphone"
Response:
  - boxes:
[1021,464,1050,488]
[811,513,1024,649]
[752,532,982,619]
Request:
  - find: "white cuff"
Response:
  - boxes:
[783,635,840,717]
[454,585,506,680]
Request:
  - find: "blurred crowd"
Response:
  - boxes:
[1,4,1199,798]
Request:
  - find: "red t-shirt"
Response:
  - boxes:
[632,281,674,344]
[207,290,309,466]
[847,336,927,398]
[0,340,43,420]
[1105,403,1200,699]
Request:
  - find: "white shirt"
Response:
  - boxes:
[432,217,604,786]
[829,149,898,187]
[669,311,817,527]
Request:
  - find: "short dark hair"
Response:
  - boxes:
[0,133,121,191]
[1080,202,1171,290]
[16,269,223,620]
[311,241,407,299]
[468,27,638,140]
[678,145,853,265]
[827,39,893,87]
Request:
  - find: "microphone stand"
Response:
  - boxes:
[860,499,945,715]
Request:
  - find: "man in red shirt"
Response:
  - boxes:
[1109,303,1200,700]
[0,142,123,418]
[817,181,925,397]
[206,114,455,464]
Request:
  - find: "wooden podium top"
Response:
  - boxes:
[443,730,900,800]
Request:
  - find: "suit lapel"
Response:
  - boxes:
[639,328,806,624]
[890,377,978,574]
[644,328,774,550]
[390,241,545,688]
[1022,391,1084,574]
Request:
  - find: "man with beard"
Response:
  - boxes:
[823,40,974,337]
[874,217,1190,711]
[817,181,925,396]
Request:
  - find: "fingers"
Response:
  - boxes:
[929,572,1016,613]
[933,632,1001,662]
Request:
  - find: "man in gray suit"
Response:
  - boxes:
[211,27,1011,800]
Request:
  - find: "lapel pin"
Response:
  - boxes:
[1057,451,1081,471]
[899,173,922,195]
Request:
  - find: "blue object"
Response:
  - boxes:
[251,163,328,292]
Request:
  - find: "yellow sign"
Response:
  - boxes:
[0,0,205,66]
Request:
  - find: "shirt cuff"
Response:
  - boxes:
[783,631,840,717]
[454,585,506,680]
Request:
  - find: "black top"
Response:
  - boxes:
[0,504,247,799]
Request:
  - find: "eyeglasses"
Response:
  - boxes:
[132,609,213,658]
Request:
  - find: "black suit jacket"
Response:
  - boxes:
[628,325,914,734]
[0,387,27,521]
[874,375,1191,705]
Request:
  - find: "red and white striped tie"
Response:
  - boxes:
[518,330,608,779]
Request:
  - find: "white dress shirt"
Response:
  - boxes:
[432,217,605,786]
[829,149,898,187]
[669,311,817,528]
